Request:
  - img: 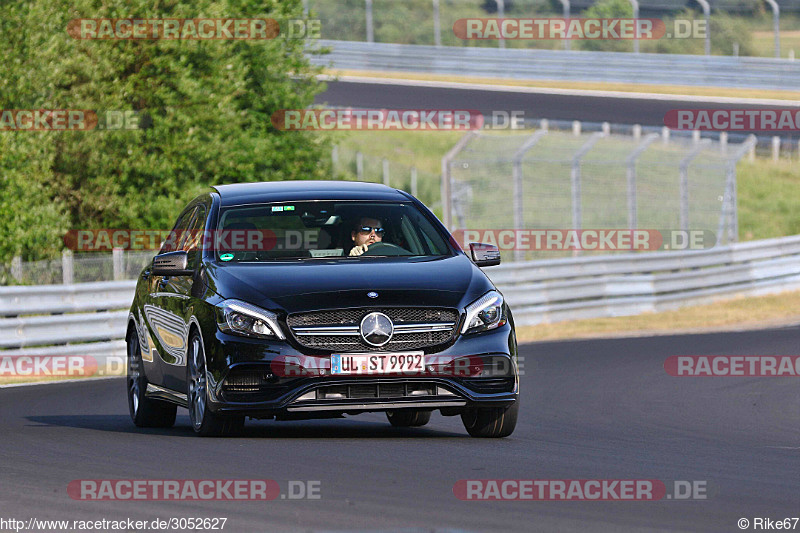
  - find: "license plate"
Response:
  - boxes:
[331,352,425,375]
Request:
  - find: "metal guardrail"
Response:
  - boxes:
[1,234,799,354]
[309,40,800,90]
[490,234,800,325]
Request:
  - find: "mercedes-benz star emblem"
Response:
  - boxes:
[360,312,393,347]
[367,291,378,298]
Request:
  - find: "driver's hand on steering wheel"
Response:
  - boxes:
[349,243,369,256]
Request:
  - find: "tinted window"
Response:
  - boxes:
[216,201,452,261]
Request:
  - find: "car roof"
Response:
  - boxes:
[212,181,411,206]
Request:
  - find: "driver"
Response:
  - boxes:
[349,217,384,256]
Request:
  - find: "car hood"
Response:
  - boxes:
[206,255,493,313]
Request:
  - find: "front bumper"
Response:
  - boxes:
[202,323,518,417]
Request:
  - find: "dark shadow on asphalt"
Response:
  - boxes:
[25,414,466,439]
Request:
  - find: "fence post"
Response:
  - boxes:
[720,131,728,156]
[441,131,479,230]
[511,129,549,261]
[62,249,74,284]
[365,0,374,43]
[625,133,659,230]
[719,135,757,244]
[630,0,640,53]
[696,0,711,56]
[679,139,710,232]
[559,0,570,51]
[11,256,22,282]
[382,158,390,185]
[772,136,781,161]
[572,121,581,136]
[411,167,418,197]
[632,124,641,141]
[113,248,124,281]
[356,151,364,180]
[662,126,670,145]
[765,0,780,58]
[571,132,606,235]
[495,0,505,49]
[432,0,441,46]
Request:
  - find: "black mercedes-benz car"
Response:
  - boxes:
[126,181,519,437]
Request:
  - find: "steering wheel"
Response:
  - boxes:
[361,242,413,256]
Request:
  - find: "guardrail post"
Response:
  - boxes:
[765,0,780,58]
[356,151,364,180]
[365,0,374,43]
[432,0,441,46]
[113,248,124,281]
[11,256,22,282]
[625,133,660,230]
[411,167,418,197]
[696,0,711,56]
[572,121,581,136]
[601,122,610,135]
[495,0,505,49]
[331,145,338,167]
[720,131,728,156]
[772,136,781,161]
[679,139,710,232]
[662,126,670,145]
[632,124,641,141]
[511,129,549,261]
[571,132,606,236]
[382,158,390,185]
[630,0,639,53]
[441,131,479,230]
[559,0,571,51]
[62,249,74,285]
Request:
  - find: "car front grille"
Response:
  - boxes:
[312,382,438,400]
[287,307,459,352]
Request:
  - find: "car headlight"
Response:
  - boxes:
[217,299,285,340]
[461,290,506,334]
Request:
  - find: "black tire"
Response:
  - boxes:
[187,331,244,437]
[461,398,518,438]
[127,331,177,428]
[386,409,432,427]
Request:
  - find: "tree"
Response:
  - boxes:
[0,0,329,261]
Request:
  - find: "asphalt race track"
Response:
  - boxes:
[316,79,798,129]
[2,325,799,532]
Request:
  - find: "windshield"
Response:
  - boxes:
[215,201,453,261]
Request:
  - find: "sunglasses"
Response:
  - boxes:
[358,226,385,235]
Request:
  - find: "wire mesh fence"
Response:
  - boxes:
[444,123,754,261]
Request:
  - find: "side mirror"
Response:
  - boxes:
[151,251,193,276]
[469,243,501,267]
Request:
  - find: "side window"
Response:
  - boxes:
[183,206,206,253]
[159,208,193,254]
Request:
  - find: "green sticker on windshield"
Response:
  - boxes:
[220,253,234,262]
[284,205,295,211]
